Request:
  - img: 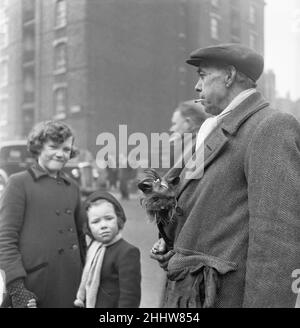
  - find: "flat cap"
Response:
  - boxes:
[186,43,264,82]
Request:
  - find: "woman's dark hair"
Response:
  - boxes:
[27,120,78,158]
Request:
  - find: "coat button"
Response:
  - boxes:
[68,227,74,232]
[56,210,60,216]
[71,244,78,251]
[65,209,72,215]
[58,248,64,254]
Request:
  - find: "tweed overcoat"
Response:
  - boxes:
[95,238,141,308]
[0,164,85,307]
[163,92,300,308]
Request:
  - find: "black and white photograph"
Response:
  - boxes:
[0,0,300,314]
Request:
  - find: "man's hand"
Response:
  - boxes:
[6,279,38,308]
[27,298,37,308]
[150,238,175,271]
[151,238,167,255]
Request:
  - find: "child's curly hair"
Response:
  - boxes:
[27,120,78,158]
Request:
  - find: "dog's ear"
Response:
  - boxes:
[144,168,160,180]
[168,176,180,187]
[137,181,153,194]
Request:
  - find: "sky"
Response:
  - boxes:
[264,0,300,100]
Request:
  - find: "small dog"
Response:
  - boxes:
[137,169,181,247]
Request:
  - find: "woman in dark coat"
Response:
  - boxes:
[0,121,85,308]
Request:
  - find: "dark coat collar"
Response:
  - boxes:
[28,163,71,185]
[221,91,269,135]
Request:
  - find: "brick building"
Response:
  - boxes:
[1,0,265,155]
[263,69,276,106]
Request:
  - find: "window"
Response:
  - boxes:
[211,0,219,8]
[23,0,35,12]
[24,33,34,52]
[24,73,34,93]
[210,17,219,40]
[54,42,67,71]
[0,8,4,22]
[0,98,8,126]
[230,0,239,8]
[249,4,256,24]
[230,10,241,39]
[0,0,9,8]
[0,5,8,49]
[55,0,67,28]
[23,0,35,22]
[54,87,67,113]
[0,22,8,48]
[0,60,8,87]
[249,33,257,50]
[23,70,35,103]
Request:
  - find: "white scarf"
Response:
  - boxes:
[74,233,122,308]
[195,88,256,150]
[181,89,256,180]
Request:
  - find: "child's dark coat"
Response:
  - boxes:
[95,238,141,308]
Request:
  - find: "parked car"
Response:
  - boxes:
[0,140,101,199]
[0,140,34,176]
[0,169,8,197]
[64,158,103,200]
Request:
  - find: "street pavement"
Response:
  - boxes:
[111,191,166,308]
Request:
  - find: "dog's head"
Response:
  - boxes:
[137,168,180,225]
[137,168,180,195]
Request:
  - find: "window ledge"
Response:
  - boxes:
[54,24,67,31]
[53,67,67,75]
[53,112,67,120]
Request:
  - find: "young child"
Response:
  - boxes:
[74,191,141,308]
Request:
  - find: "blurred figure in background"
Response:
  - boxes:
[168,100,211,169]
[106,154,118,191]
[118,153,136,200]
[169,100,211,142]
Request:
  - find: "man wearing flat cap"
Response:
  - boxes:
[152,43,300,308]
